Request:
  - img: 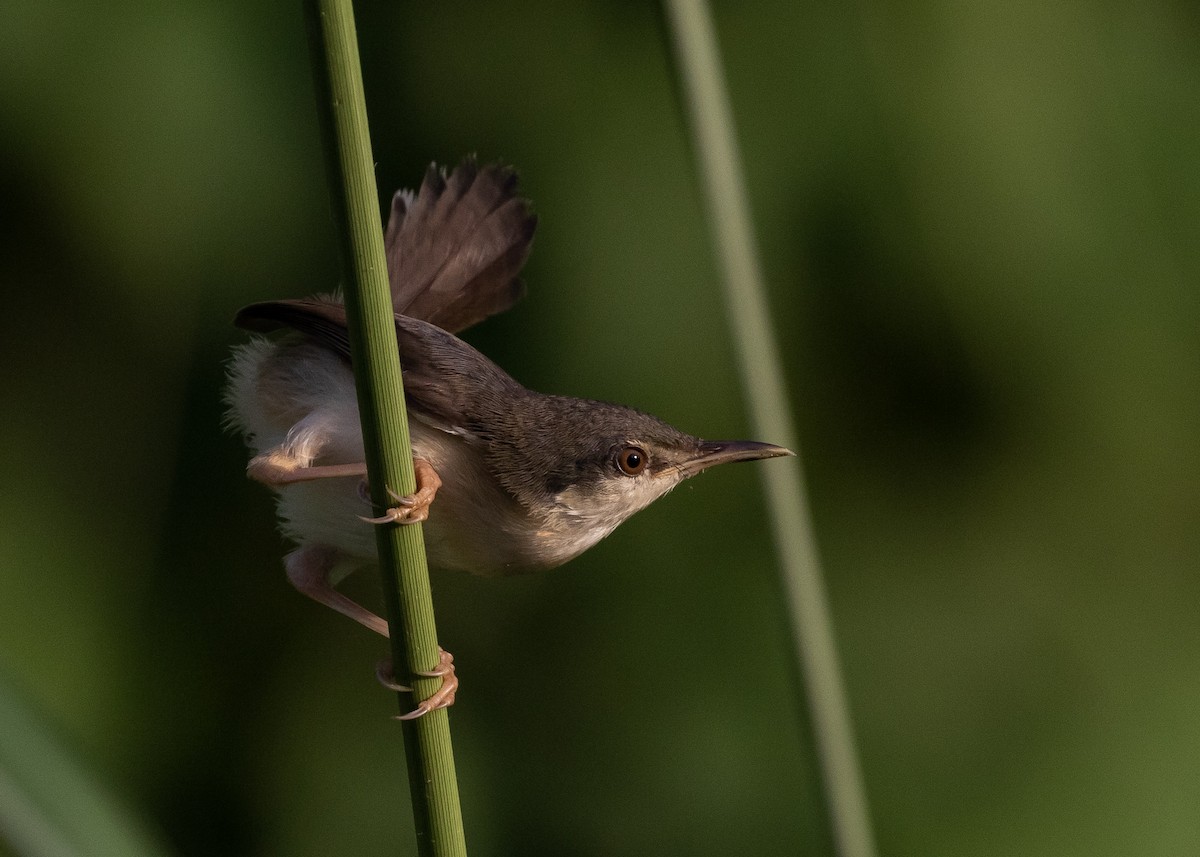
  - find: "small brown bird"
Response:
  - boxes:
[225,160,790,717]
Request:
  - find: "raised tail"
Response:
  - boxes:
[385,158,537,333]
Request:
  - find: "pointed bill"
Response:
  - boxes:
[678,440,794,477]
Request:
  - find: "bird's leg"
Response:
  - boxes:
[248,454,368,485]
[284,545,456,719]
[359,458,442,525]
[246,411,368,485]
[284,544,389,637]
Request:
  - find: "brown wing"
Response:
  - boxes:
[236,298,351,354]
[234,297,525,435]
[385,159,537,333]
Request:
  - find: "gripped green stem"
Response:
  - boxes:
[662,3,878,857]
[305,1,467,854]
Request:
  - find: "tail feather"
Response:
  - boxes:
[385,159,536,333]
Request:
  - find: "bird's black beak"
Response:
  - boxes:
[678,439,793,477]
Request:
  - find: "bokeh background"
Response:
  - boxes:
[2,2,1197,856]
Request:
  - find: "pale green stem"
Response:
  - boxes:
[305,1,467,854]
[662,3,878,857]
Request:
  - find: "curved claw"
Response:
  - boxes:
[356,460,440,527]
[376,660,411,692]
[358,507,426,525]
[377,649,458,720]
[396,676,457,721]
[385,486,416,506]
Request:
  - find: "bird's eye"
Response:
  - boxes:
[617,446,647,476]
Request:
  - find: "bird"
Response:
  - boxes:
[225,159,791,717]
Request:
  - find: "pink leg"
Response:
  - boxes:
[284,544,456,719]
[284,544,388,637]
[249,456,368,486]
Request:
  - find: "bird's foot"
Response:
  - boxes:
[358,458,442,525]
[377,648,457,720]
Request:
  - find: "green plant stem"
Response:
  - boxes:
[305,1,466,854]
[662,3,877,857]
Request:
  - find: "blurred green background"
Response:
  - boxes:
[2,1,1198,855]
